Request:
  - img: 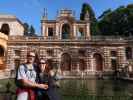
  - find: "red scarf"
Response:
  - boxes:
[16,88,36,100]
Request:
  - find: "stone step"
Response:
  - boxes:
[61,75,97,79]
[0,70,11,79]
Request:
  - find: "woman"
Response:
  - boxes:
[36,58,60,100]
[16,51,48,100]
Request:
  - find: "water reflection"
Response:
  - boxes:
[0,79,133,100]
[60,79,133,99]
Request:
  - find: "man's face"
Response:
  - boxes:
[27,52,35,63]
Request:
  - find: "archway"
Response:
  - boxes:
[93,53,103,71]
[0,45,5,69]
[79,59,86,71]
[0,23,10,35]
[110,51,117,71]
[62,24,70,39]
[61,53,71,71]
[125,47,132,60]
[0,45,4,57]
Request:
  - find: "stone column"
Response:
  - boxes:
[73,23,76,39]
[57,57,62,75]
[86,22,91,40]
[86,57,90,71]
[132,47,133,59]
[41,23,45,36]
[117,47,126,68]
[87,50,92,71]
[103,47,111,71]
[42,22,47,39]
[6,47,12,70]
[77,63,80,72]
[90,58,94,71]
[56,23,60,39]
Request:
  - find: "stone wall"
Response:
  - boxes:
[0,14,24,36]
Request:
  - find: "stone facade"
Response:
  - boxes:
[0,32,9,79]
[0,14,24,36]
[0,9,133,78]
[41,9,90,40]
[0,32,8,69]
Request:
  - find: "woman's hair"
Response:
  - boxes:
[34,53,41,73]
[44,59,53,74]
[34,53,40,64]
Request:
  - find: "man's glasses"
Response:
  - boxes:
[28,55,35,58]
[40,63,46,64]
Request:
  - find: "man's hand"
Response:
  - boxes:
[38,84,48,90]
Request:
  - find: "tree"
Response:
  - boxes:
[29,25,36,36]
[23,23,29,36]
[23,23,37,36]
[80,3,100,35]
[127,4,133,9]
[97,4,133,36]
[98,9,112,20]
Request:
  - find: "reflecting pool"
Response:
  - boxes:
[59,79,133,100]
[0,79,133,100]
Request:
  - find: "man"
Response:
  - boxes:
[16,51,48,100]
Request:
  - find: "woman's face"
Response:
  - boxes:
[40,63,47,72]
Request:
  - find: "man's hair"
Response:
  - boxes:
[27,51,35,57]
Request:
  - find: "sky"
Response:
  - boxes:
[0,0,133,35]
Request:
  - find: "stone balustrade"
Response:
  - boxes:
[8,35,133,42]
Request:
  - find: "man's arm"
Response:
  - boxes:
[19,79,48,89]
[17,65,48,90]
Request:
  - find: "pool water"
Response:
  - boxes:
[59,79,133,100]
[0,79,133,100]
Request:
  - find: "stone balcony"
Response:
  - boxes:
[8,36,90,41]
[8,35,133,42]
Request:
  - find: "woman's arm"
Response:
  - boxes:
[19,79,48,89]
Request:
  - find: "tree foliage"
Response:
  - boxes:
[23,23,29,36]
[29,25,36,36]
[80,3,100,35]
[23,23,37,36]
[98,4,133,36]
